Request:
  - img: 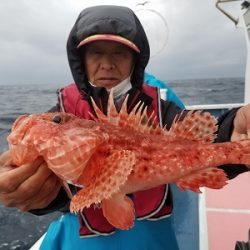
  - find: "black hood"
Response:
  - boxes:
[66,5,150,94]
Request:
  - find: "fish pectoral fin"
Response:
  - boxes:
[102,193,135,230]
[176,167,228,192]
[70,150,135,213]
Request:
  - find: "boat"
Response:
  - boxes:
[11,1,250,249]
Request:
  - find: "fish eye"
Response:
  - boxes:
[52,115,62,124]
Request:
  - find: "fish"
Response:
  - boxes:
[7,92,250,230]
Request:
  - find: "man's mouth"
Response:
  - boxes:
[97,77,118,81]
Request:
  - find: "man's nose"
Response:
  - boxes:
[100,55,115,70]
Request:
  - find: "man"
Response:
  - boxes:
[0,5,249,250]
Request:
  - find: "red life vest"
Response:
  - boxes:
[58,83,172,237]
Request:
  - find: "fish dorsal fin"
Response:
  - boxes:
[167,111,218,143]
[90,89,165,135]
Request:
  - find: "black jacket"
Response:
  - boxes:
[31,5,248,215]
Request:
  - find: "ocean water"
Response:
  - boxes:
[167,77,245,105]
[0,77,245,249]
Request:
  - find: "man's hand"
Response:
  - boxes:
[231,104,250,168]
[231,103,250,142]
[0,150,61,211]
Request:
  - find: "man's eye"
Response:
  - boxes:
[114,51,123,55]
[91,50,103,54]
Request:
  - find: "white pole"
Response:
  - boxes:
[199,188,209,250]
[243,8,250,103]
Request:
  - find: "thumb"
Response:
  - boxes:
[231,105,250,141]
[231,131,249,142]
[0,150,12,166]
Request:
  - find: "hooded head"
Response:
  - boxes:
[66,5,150,94]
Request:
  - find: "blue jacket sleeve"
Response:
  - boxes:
[144,72,185,109]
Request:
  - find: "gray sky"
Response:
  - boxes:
[0,0,247,85]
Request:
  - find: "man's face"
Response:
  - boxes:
[84,41,135,89]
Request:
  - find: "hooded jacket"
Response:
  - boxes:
[67,5,150,96]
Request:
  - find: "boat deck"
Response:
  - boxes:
[203,172,250,249]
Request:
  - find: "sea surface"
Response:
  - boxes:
[0,77,245,249]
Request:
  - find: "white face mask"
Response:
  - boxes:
[108,76,132,99]
[89,76,132,99]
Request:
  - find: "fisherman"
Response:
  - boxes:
[0,5,250,250]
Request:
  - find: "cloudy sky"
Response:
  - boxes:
[0,0,247,85]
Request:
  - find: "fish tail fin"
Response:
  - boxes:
[102,193,135,230]
[229,140,250,166]
[176,139,250,192]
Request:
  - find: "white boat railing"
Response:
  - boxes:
[186,103,243,110]
[186,103,244,115]
[160,89,244,114]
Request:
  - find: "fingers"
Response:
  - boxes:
[30,175,62,210]
[228,104,250,169]
[16,174,62,211]
[0,157,43,193]
[0,159,62,210]
[231,132,250,142]
[0,150,12,167]
[231,104,250,141]
[0,161,61,209]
